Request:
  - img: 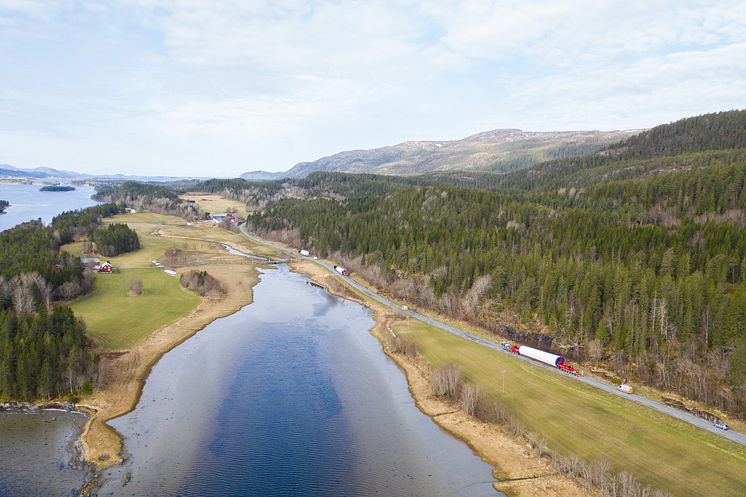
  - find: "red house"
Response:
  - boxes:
[98,261,113,273]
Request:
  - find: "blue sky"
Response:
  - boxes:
[1,1,744,177]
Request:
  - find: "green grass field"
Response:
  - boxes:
[180,193,251,216]
[395,320,746,497]
[70,268,200,349]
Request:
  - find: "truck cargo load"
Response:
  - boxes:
[518,345,564,367]
[334,265,349,276]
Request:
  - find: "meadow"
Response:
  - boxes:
[395,319,746,497]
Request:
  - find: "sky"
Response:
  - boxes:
[0,1,744,177]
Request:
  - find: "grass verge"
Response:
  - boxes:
[395,319,746,497]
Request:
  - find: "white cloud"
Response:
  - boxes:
[0,1,744,175]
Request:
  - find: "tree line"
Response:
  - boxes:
[0,306,94,401]
[94,223,140,256]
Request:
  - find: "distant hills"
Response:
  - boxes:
[0,164,82,180]
[242,128,639,180]
[0,163,203,183]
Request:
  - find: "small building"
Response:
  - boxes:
[80,257,101,269]
[98,261,113,273]
[127,208,137,214]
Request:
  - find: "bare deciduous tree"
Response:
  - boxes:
[587,339,604,364]
[57,281,83,300]
[11,272,51,313]
[462,274,493,318]
[460,383,482,416]
[430,363,461,399]
[128,279,144,296]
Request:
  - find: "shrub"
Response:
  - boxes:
[128,279,143,296]
[430,363,461,399]
[460,383,482,416]
[180,270,225,297]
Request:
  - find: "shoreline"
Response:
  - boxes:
[76,262,260,473]
[287,259,598,497]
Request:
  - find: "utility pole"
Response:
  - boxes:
[502,370,506,394]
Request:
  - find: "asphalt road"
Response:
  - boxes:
[239,225,746,447]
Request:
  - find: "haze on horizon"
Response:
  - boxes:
[1,1,744,178]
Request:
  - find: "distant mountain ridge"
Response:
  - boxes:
[0,164,82,179]
[0,163,205,183]
[242,128,639,180]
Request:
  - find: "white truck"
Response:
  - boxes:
[617,383,634,394]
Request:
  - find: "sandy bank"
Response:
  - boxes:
[77,263,259,470]
[288,259,598,497]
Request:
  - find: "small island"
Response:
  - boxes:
[40,185,76,192]
[0,199,8,214]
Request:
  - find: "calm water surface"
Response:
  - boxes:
[0,410,90,497]
[0,183,100,231]
[97,265,499,497]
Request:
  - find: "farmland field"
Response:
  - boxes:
[395,319,746,497]
[69,268,200,349]
[179,193,251,216]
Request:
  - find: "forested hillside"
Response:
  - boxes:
[245,110,746,416]
[607,110,746,158]
[95,181,203,220]
[491,110,746,192]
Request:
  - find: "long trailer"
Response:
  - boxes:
[503,342,583,376]
[334,265,349,276]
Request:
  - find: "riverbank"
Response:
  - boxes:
[288,259,596,497]
[77,263,259,470]
[373,321,598,497]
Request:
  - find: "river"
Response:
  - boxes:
[95,265,498,496]
[0,183,100,231]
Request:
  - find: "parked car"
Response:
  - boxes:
[714,420,729,430]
